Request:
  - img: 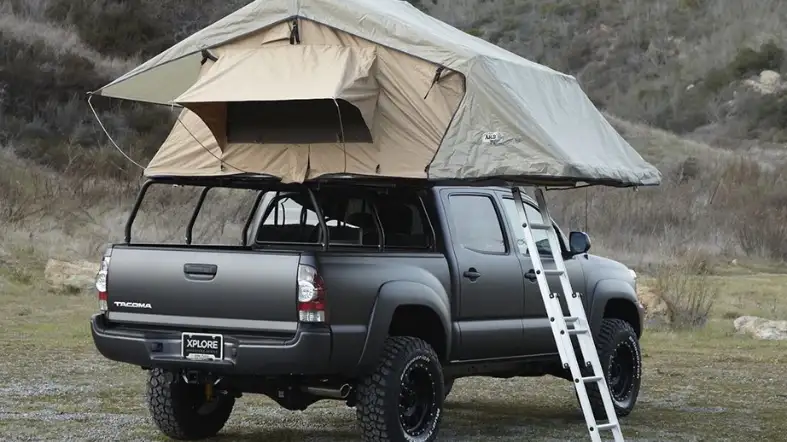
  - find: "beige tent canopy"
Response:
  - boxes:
[91,0,661,187]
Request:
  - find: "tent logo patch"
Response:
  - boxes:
[482,132,503,145]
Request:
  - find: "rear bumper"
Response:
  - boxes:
[90,314,332,375]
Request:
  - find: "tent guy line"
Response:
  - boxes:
[86,93,145,170]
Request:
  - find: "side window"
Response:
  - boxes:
[256,192,321,244]
[448,194,506,254]
[501,198,552,256]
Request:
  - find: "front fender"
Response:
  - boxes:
[355,280,451,373]
[588,279,644,337]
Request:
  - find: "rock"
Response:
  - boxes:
[759,70,781,87]
[637,283,670,327]
[743,70,786,95]
[733,316,787,341]
[44,259,98,294]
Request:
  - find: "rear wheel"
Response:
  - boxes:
[356,336,444,442]
[147,369,235,440]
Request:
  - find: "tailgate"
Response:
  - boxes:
[105,246,300,334]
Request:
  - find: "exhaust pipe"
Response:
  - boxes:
[302,383,352,399]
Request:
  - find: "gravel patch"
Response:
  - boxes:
[0,382,96,397]
[2,279,786,441]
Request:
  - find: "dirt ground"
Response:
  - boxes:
[1,260,786,442]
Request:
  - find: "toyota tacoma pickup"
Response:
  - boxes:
[90,176,644,442]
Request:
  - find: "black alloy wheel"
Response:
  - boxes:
[608,338,637,404]
[399,358,439,437]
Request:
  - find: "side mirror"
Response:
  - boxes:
[569,231,591,255]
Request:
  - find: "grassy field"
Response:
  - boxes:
[1,255,786,442]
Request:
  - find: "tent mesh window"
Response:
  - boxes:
[226,99,373,144]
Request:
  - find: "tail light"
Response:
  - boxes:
[96,255,111,313]
[297,264,326,323]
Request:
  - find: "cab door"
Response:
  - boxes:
[498,193,586,356]
[441,189,526,360]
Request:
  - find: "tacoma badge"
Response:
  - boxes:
[114,301,153,309]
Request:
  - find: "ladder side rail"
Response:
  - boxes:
[533,188,578,307]
[532,188,625,442]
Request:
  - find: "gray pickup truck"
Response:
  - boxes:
[90,177,644,442]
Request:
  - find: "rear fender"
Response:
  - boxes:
[356,281,451,373]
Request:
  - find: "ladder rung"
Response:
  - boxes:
[564,316,579,323]
[543,269,564,276]
[582,375,603,383]
[568,328,588,335]
[596,422,619,431]
[525,222,552,230]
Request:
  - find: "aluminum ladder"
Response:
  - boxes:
[511,186,624,442]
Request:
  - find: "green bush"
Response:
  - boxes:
[703,41,785,95]
[729,40,784,78]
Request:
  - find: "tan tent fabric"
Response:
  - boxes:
[146,108,223,176]
[92,0,662,187]
[146,58,223,177]
[177,45,377,104]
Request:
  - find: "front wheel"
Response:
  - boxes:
[584,318,643,417]
[147,368,235,440]
[355,336,445,442]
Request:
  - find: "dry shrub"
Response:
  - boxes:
[542,151,787,267]
[652,251,718,329]
[0,151,60,224]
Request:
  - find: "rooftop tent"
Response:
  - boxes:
[91,0,662,187]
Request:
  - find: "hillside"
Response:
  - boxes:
[1,0,786,266]
[420,0,787,152]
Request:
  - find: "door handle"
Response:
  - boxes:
[463,268,481,281]
[524,269,537,282]
[184,263,218,276]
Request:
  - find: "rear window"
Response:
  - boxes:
[255,187,434,251]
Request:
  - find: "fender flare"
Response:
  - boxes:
[356,280,451,372]
[588,279,643,337]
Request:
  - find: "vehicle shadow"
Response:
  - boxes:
[210,428,360,441]
[443,399,586,434]
[205,398,588,441]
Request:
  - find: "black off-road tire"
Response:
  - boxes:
[147,368,235,440]
[583,318,642,418]
[355,336,445,442]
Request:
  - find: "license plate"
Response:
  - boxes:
[181,333,223,361]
